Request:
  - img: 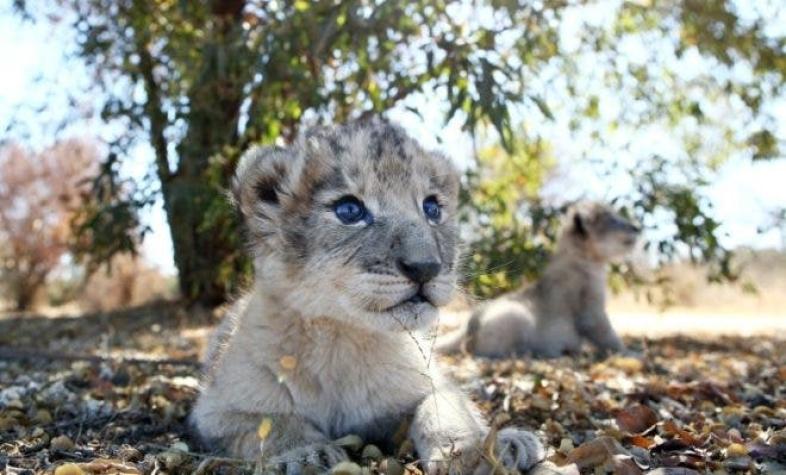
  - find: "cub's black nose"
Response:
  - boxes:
[397,258,441,284]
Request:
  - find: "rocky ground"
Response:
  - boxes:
[1,302,785,474]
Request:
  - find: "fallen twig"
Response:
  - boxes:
[0,346,200,367]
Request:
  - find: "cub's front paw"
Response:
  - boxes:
[493,427,545,471]
[265,442,348,474]
[420,432,490,475]
[421,428,544,475]
[423,446,482,475]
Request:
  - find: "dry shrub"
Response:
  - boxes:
[0,139,98,310]
[610,248,786,314]
[80,254,176,312]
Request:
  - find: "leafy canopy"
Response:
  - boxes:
[9,0,786,302]
[461,0,785,297]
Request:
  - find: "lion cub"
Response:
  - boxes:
[191,119,544,474]
[437,202,640,358]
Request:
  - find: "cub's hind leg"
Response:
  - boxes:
[192,363,348,472]
[193,408,348,473]
[470,299,535,358]
[577,311,625,354]
[529,318,582,358]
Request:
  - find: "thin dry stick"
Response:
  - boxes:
[389,311,488,470]
[0,346,200,367]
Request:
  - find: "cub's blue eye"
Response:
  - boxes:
[423,195,442,222]
[333,196,369,225]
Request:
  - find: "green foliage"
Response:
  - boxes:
[629,156,737,284]
[71,151,151,269]
[572,0,785,158]
[17,0,574,303]
[460,131,559,297]
[463,147,739,301]
[459,0,785,299]
[11,0,786,304]
[748,130,780,161]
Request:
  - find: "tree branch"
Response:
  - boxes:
[135,40,172,185]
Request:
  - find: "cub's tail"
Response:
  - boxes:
[434,311,481,354]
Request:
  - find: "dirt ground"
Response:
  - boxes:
[1,302,785,474]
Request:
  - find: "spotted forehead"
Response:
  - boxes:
[303,121,457,197]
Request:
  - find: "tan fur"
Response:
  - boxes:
[191,119,544,474]
[437,202,640,358]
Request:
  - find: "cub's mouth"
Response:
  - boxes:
[383,289,435,312]
[404,291,431,305]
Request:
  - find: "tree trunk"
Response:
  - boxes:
[165,4,250,305]
[15,290,35,312]
[164,176,233,306]
[13,273,42,311]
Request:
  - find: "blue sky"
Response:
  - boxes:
[2,3,785,275]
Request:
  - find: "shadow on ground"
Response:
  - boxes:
[1,303,785,473]
[0,301,213,362]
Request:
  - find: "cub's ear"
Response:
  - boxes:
[231,145,294,229]
[572,211,587,238]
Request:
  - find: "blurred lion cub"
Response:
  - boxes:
[191,119,544,474]
[437,202,640,358]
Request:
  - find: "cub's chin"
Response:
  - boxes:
[339,295,440,333]
[380,296,439,332]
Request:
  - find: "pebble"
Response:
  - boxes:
[558,437,575,454]
[645,469,699,475]
[529,462,580,474]
[725,442,747,457]
[725,428,744,445]
[171,441,190,452]
[111,368,131,387]
[54,463,85,475]
[762,461,786,473]
[117,445,143,461]
[6,399,24,410]
[770,430,786,447]
[82,398,112,417]
[0,415,17,431]
[39,381,76,406]
[50,434,76,451]
[629,446,651,468]
[379,458,404,475]
[330,461,363,475]
[158,450,186,469]
[0,386,27,406]
[33,408,53,424]
[334,434,364,452]
[361,444,383,461]
[723,455,752,471]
